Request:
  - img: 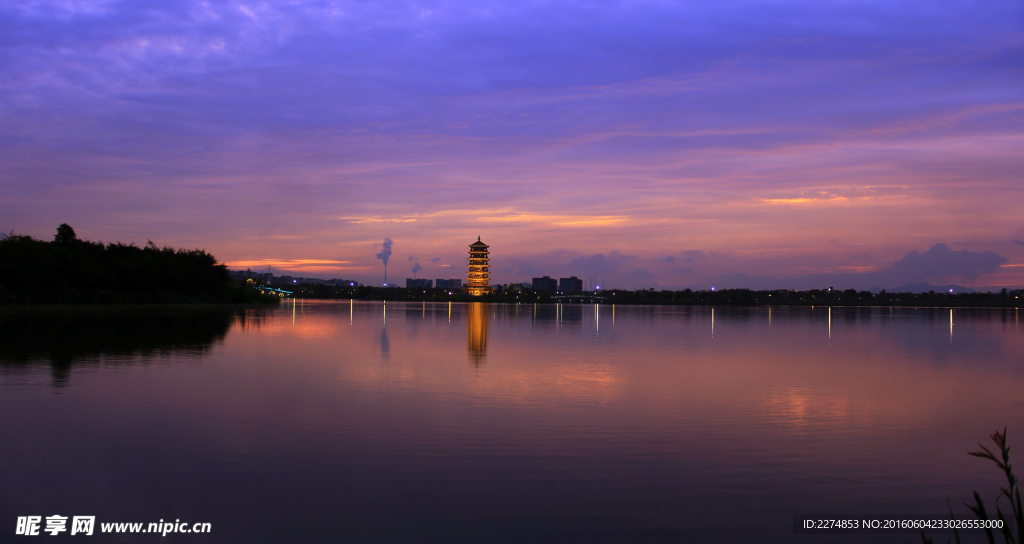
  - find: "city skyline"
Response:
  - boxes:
[2,0,1021,290]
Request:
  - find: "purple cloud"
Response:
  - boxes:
[885,244,1006,282]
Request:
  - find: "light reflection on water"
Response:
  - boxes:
[1,301,1022,543]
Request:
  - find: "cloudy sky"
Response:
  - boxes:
[2,0,1022,289]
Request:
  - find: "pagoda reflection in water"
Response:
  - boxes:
[466,302,489,366]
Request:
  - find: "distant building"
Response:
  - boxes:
[532,276,557,291]
[559,276,583,293]
[465,237,493,296]
[327,279,361,287]
[406,279,433,288]
[436,279,462,290]
[231,268,259,280]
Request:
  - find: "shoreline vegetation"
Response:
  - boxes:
[0,225,278,305]
[284,283,1022,307]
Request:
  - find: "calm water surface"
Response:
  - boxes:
[2,301,1022,543]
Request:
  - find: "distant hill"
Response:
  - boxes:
[0,224,277,304]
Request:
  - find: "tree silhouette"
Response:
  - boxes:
[0,224,276,304]
[54,223,77,244]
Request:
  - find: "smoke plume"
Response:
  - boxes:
[411,262,421,277]
[375,238,393,266]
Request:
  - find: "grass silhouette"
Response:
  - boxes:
[924,428,1022,544]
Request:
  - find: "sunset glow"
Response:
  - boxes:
[1,0,1021,290]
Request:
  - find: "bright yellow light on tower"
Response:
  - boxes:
[465,236,493,296]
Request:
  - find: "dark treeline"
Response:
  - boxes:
[287,283,1022,307]
[0,224,277,304]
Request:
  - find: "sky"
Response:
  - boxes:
[1,0,1022,290]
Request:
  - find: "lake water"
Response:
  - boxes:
[2,301,1022,543]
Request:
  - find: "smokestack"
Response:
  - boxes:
[376,238,393,286]
[411,262,421,279]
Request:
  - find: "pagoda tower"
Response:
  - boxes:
[465,236,493,296]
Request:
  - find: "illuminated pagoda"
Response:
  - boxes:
[465,236,493,296]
